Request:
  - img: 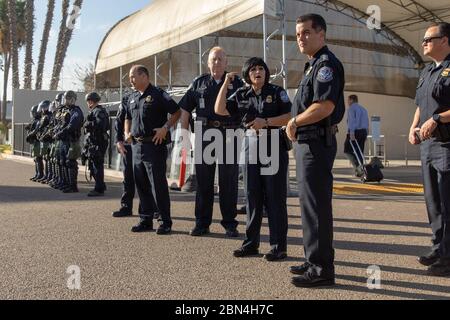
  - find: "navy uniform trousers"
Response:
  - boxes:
[421,140,450,258]
[120,144,139,212]
[195,128,239,230]
[296,136,337,277]
[242,136,289,252]
[132,142,170,227]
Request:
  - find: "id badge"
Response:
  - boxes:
[199,98,206,109]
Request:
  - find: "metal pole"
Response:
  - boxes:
[119,66,123,104]
[263,14,267,62]
[281,0,287,90]
[169,50,173,89]
[199,38,203,76]
[154,56,158,86]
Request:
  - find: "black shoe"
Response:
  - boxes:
[236,206,246,215]
[156,225,172,235]
[63,186,79,193]
[225,228,239,238]
[153,212,160,219]
[418,251,440,267]
[190,227,210,237]
[233,247,259,258]
[428,258,450,277]
[112,209,132,218]
[290,262,312,276]
[291,272,335,288]
[131,222,153,233]
[264,250,287,262]
[87,190,104,197]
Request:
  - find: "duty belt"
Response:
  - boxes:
[197,117,240,129]
[132,135,154,143]
[297,125,338,141]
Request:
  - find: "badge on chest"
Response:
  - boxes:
[442,68,450,77]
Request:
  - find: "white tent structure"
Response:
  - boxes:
[95,0,450,160]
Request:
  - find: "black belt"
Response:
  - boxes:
[132,135,154,143]
[197,117,240,129]
[297,125,338,141]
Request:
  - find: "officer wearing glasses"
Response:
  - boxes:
[409,22,450,277]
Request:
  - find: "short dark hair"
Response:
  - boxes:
[131,65,150,78]
[429,22,450,45]
[348,95,358,103]
[296,14,327,33]
[242,57,270,85]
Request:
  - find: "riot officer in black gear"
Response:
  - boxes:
[36,100,52,183]
[54,91,84,193]
[49,93,66,189]
[26,105,42,181]
[82,92,110,197]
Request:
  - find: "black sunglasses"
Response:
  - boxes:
[422,35,444,44]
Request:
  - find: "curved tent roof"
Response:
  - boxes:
[95,0,450,97]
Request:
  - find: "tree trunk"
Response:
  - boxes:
[35,0,55,90]
[23,0,34,89]
[1,53,11,124]
[50,0,70,90]
[7,0,20,90]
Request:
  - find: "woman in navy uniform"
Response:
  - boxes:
[215,57,292,261]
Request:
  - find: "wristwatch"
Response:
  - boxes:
[432,114,442,124]
[291,118,298,129]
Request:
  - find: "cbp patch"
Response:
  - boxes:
[163,92,172,101]
[280,90,290,103]
[317,67,334,83]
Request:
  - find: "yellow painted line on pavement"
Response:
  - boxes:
[334,182,424,195]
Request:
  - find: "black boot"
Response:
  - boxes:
[30,160,39,181]
[35,158,44,182]
[38,161,49,183]
[63,167,79,193]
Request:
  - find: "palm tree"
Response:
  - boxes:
[50,0,70,90]
[23,0,34,89]
[7,0,20,90]
[0,0,25,123]
[35,0,55,90]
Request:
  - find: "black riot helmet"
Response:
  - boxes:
[49,101,57,113]
[30,105,39,119]
[37,100,51,114]
[54,93,64,108]
[85,92,101,103]
[63,90,77,106]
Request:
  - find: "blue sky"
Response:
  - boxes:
[2,0,151,98]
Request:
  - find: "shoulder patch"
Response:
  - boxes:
[280,90,290,103]
[317,66,334,83]
[162,91,172,101]
[319,54,329,62]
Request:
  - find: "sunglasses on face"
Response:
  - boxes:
[422,35,443,44]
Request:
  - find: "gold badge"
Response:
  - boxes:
[145,95,153,103]
[266,96,273,103]
[442,68,450,77]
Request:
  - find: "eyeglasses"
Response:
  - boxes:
[422,35,444,44]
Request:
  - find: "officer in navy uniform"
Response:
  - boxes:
[179,47,243,238]
[113,93,143,218]
[286,14,345,287]
[215,57,292,261]
[54,91,84,194]
[83,92,110,197]
[409,22,450,277]
[125,65,181,235]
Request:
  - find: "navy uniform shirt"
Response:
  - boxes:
[293,46,345,126]
[179,73,244,122]
[415,53,450,126]
[226,83,292,123]
[115,95,131,143]
[125,84,179,138]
